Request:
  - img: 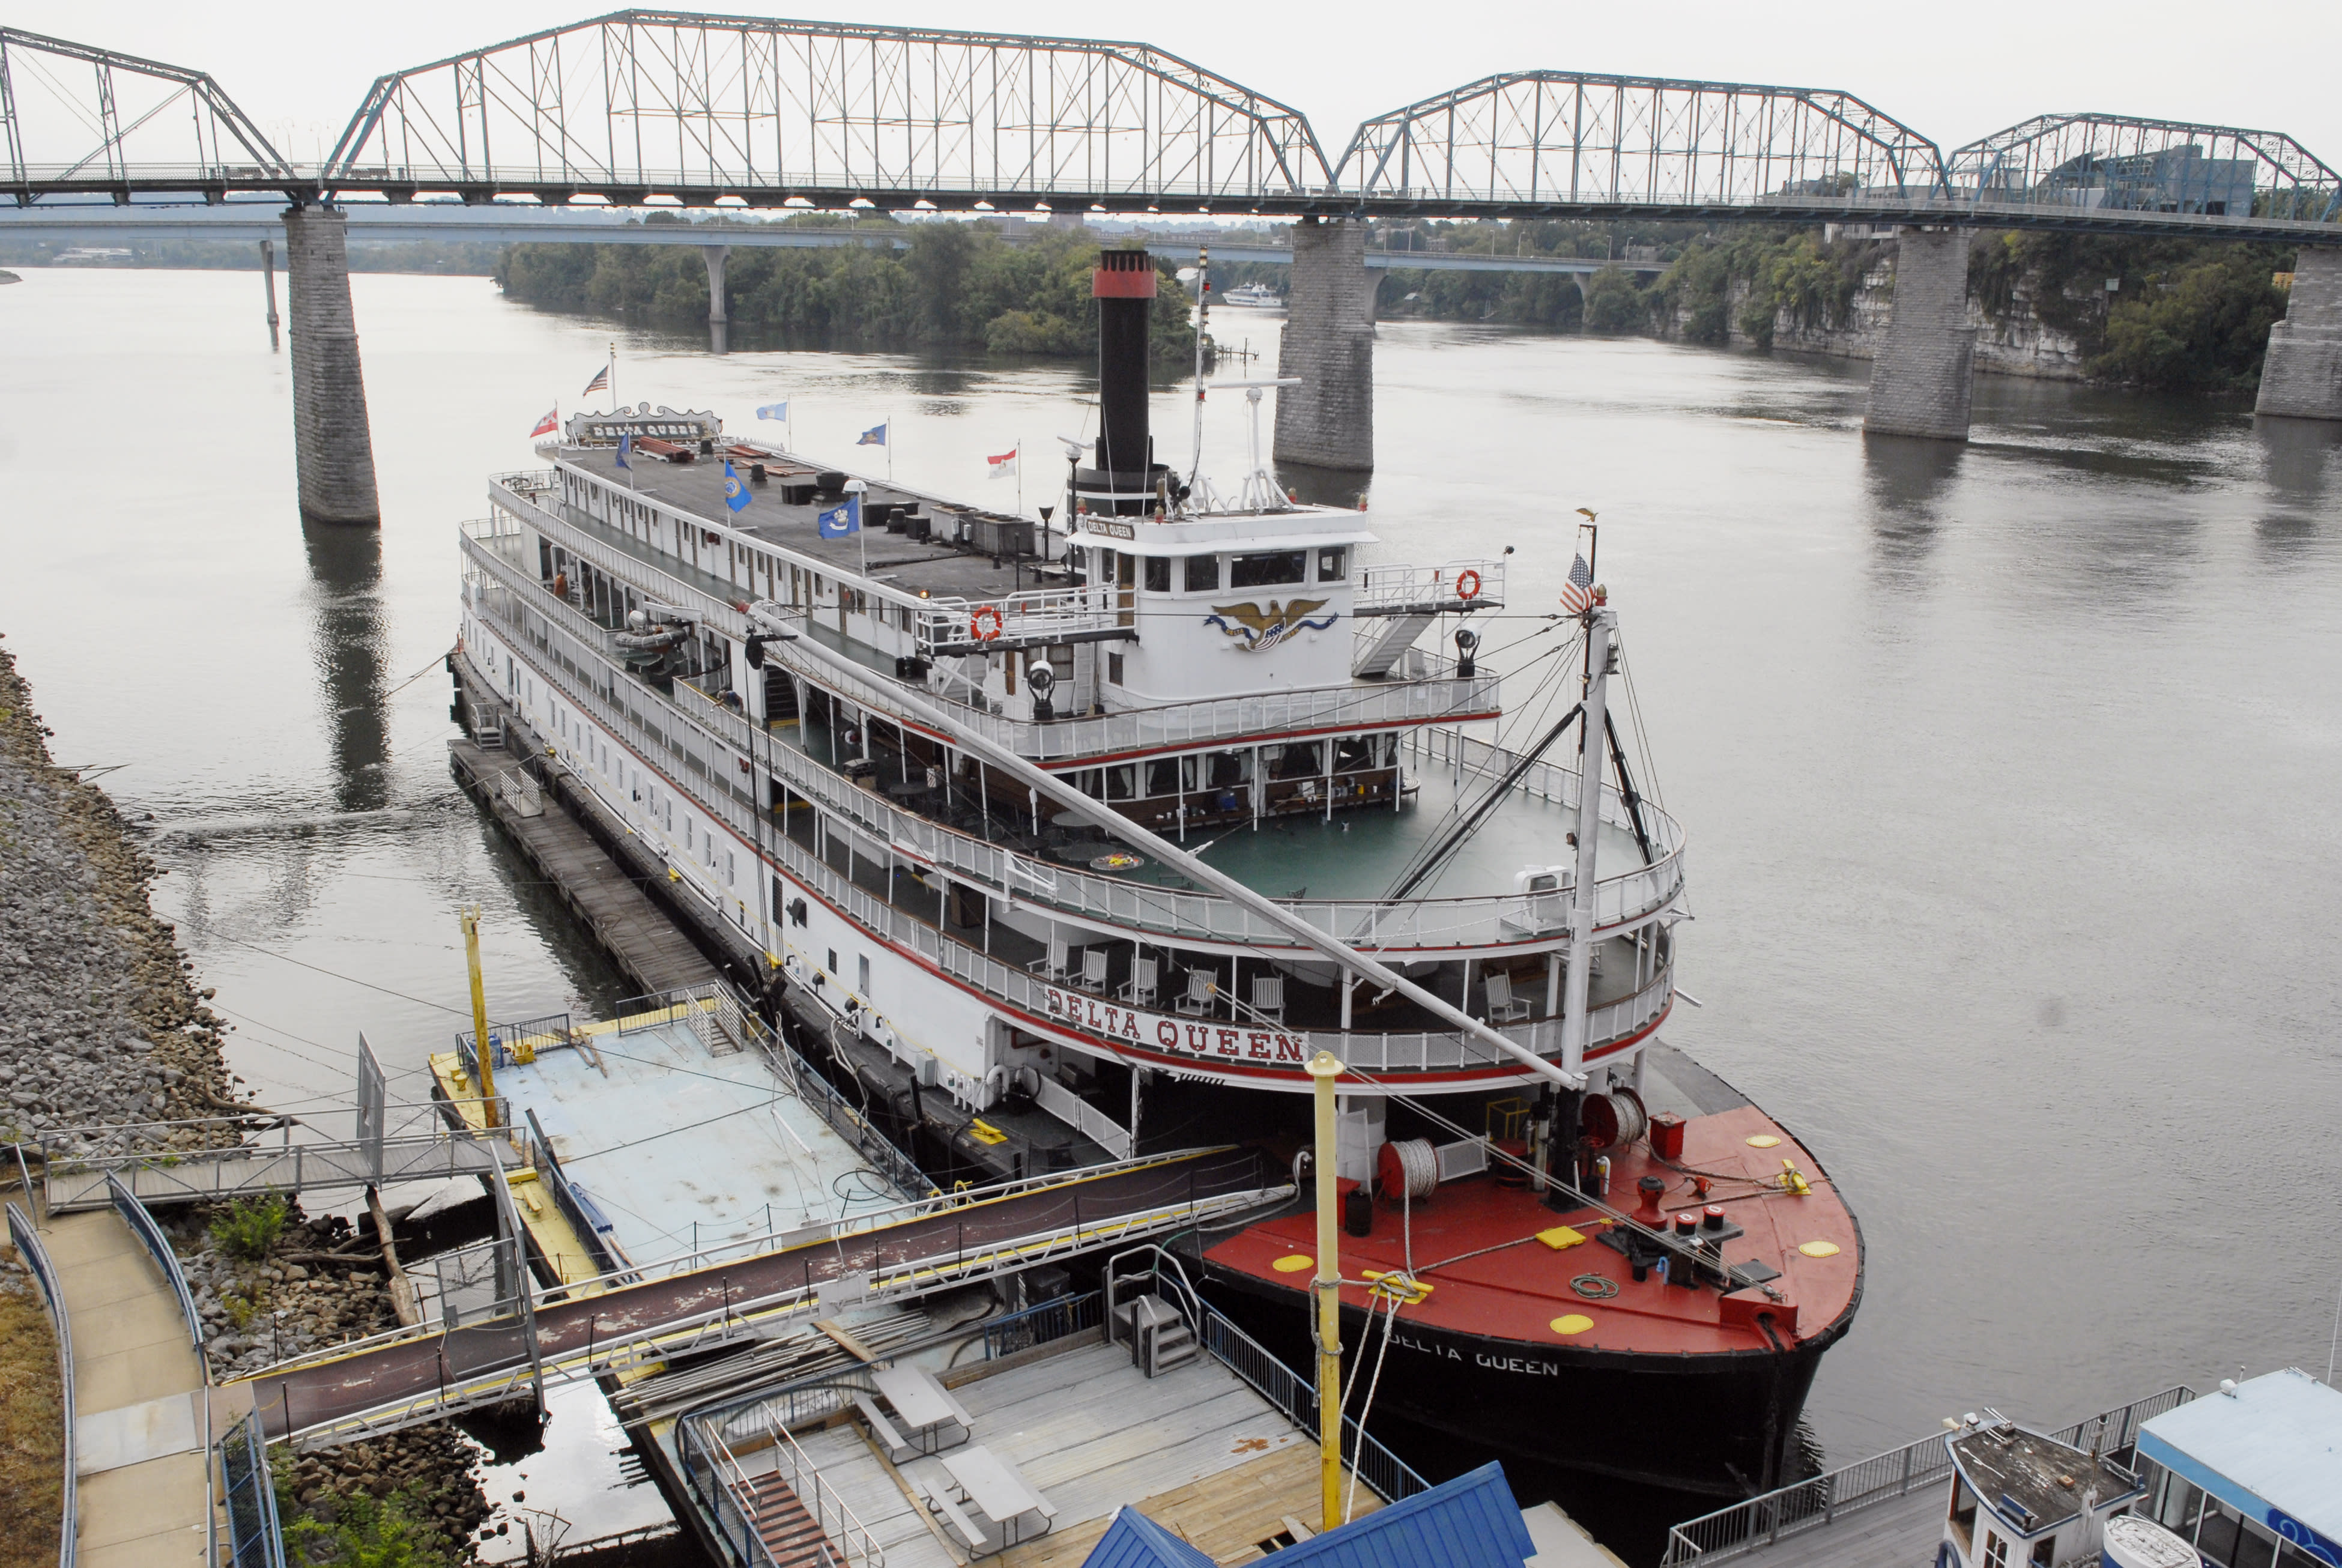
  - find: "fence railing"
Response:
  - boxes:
[1659,1384,2199,1566]
[219,1407,288,1568]
[7,1202,76,1568]
[1104,1246,1429,1509]
[1354,559,1507,613]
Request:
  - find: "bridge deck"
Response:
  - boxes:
[236,1145,1274,1443]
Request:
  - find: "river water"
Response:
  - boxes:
[4,267,2339,1554]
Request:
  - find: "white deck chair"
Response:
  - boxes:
[1176,970,1216,1017]
[1027,936,1071,981]
[1120,955,1160,1008]
[1251,975,1285,1023]
[1081,948,1109,991]
[1484,972,1532,1023]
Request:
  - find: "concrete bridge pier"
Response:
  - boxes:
[1273,217,1376,472]
[282,205,383,525]
[2256,247,2342,422]
[704,244,731,354]
[1862,228,1976,443]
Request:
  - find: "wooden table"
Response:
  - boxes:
[942,1443,1056,1548]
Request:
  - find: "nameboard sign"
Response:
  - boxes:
[1081,520,1136,540]
[1038,984,1309,1065]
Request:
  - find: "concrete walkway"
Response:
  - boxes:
[43,1208,211,1566]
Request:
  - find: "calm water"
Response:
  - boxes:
[4,268,2340,1546]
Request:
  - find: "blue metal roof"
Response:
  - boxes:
[2137,1370,2342,1546]
[1085,1506,1219,1568]
[1084,1463,1534,1568]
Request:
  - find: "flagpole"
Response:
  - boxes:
[610,339,617,411]
[889,415,895,482]
[1016,440,1023,518]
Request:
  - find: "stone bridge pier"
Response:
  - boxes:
[2257,247,2342,421]
[704,244,731,354]
[281,205,383,525]
[1273,216,1378,472]
[1862,228,1976,443]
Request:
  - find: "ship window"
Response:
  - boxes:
[827,949,838,976]
[2195,1507,2242,1567]
[1230,551,1307,588]
[1146,758,1181,796]
[1336,735,1377,772]
[1318,547,1348,581]
[1107,765,1138,801]
[2155,1478,2203,1533]
[2029,1539,2056,1568]
[1185,555,1220,592]
[1982,1533,2006,1568]
[858,955,871,997]
[1144,556,1170,592]
[1107,653,1125,685]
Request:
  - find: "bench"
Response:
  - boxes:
[924,1488,997,1557]
[853,1393,918,1465]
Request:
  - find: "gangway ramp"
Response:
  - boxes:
[235,1145,1288,1448]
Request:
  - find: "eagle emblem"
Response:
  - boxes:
[1204,598,1337,652]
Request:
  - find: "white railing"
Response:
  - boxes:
[1355,559,1507,613]
[1034,1077,1134,1158]
[695,1422,885,1568]
[490,474,753,637]
[771,617,1501,763]
[915,585,1120,650]
[464,540,1684,956]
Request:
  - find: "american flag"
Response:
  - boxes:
[581,363,610,396]
[1560,552,1595,615]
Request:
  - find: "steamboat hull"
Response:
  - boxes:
[1199,1256,1847,1498]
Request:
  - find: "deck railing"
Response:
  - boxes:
[1657,1385,2198,1566]
[464,533,1683,955]
[219,1407,288,1568]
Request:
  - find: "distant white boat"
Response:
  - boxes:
[1218,282,1282,309]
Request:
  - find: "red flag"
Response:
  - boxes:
[531,407,558,437]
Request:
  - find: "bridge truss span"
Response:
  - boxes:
[1335,70,1948,219]
[1949,113,2342,225]
[0,25,292,202]
[324,8,1336,208]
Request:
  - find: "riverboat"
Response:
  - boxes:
[450,246,1862,1497]
[1218,282,1283,309]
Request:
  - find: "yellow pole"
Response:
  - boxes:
[1306,1050,1345,1531]
[462,906,498,1128]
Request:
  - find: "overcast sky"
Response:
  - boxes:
[60,0,2342,174]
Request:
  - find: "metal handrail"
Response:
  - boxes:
[106,1178,203,1349]
[8,1202,76,1568]
[219,1408,288,1568]
[1659,1384,2199,1566]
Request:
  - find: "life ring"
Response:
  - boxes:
[1456,569,1483,601]
[970,605,1005,641]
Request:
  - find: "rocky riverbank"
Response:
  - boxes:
[0,637,494,1564]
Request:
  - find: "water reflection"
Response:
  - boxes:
[1859,434,1963,584]
[2256,414,2341,500]
[301,518,390,812]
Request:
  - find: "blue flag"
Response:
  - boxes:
[616,431,633,470]
[756,402,788,421]
[818,495,861,539]
[722,461,752,512]
[858,422,887,447]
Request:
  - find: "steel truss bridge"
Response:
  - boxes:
[4,16,2338,245]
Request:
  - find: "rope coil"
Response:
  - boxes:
[1379,1137,1438,1200]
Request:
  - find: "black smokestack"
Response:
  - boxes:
[1091,249,1155,514]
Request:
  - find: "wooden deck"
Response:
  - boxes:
[448,732,720,996]
[1707,1488,1944,1568]
[758,1339,1381,1568]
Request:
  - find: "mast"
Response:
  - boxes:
[1560,604,1618,1080]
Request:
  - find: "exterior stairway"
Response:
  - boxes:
[1351,612,1433,679]
[743,1470,842,1568]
